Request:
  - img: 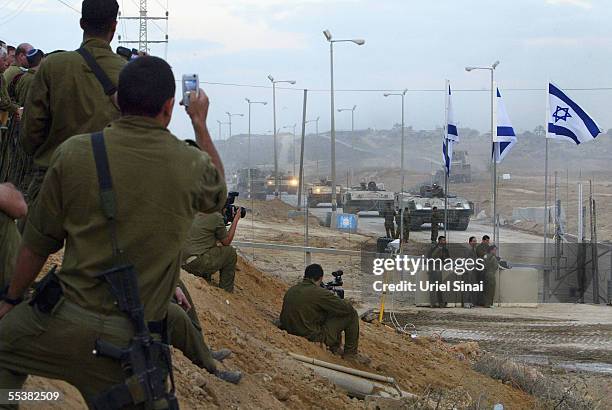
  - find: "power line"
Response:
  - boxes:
[55,0,79,13]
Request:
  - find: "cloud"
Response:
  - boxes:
[545,0,593,9]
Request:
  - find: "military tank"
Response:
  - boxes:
[342,181,395,215]
[307,178,343,208]
[396,184,473,231]
[264,172,299,195]
[434,150,472,184]
[235,168,268,199]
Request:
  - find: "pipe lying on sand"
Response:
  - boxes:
[289,353,396,384]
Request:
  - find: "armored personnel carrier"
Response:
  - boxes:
[396,184,473,230]
[434,150,472,184]
[307,179,343,207]
[235,168,268,199]
[342,181,395,215]
[265,172,299,195]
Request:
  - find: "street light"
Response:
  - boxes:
[268,75,296,198]
[216,119,229,140]
[245,98,267,199]
[465,60,500,244]
[338,105,357,187]
[383,89,408,193]
[323,29,365,212]
[305,116,320,137]
[225,111,244,138]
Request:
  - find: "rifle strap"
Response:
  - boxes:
[76,47,117,96]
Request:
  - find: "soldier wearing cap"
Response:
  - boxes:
[3,43,32,86]
[20,0,125,207]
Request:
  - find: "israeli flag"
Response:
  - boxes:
[494,88,517,164]
[443,84,458,175]
[548,83,601,145]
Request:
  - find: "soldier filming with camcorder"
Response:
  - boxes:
[182,192,242,292]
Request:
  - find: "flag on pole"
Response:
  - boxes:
[547,82,601,145]
[443,84,459,175]
[494,87,516,163]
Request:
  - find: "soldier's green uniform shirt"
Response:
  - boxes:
[475,242,489,258]
[3,65,23,87]
[280,279,355,341]
[22,116,227,321]
[20,38,125,169]
[13,69,36,106]
[0,74,19,115]
[182,212,227,258]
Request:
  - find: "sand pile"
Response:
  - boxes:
[23,256,534,409]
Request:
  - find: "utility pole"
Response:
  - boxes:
[118,0,169,56]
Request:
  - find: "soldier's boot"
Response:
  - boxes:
[212,348,232,362]
[214,370,242,384]
[219,247,237,293]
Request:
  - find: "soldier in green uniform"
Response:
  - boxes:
[429,236,449,308]
[394,208,401,239]
[2,44,32,86]
[482,245,499,307]
[280,264,370,364]
[462,236,478,308]
[0,47,21,122]
[430,206,440,243]
[11,49,44,106]
[382,202,396,238]
[182,209,241,293]
[20,1,125,207]
[0,56,237,404]
[474,235,490,306]
[0,183,27,290]
[402,207,411,242]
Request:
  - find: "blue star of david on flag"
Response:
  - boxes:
[552,106,572,123]
[548,83,601,145]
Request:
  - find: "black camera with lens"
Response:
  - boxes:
[321,270,344,299]
[223,192,247,225]
[116,46,140,61]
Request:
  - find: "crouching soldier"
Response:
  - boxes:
[280,264,370,365]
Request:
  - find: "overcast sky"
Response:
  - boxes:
[1,0,611,139]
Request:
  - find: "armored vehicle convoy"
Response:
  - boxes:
[396,184,473,230]
[265,172,299,195]
[342,181,395,215]
[235,168,267,199]
[307,179,343,207]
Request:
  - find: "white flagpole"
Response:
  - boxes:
[492,81,498,246]
[544,83,549,270]
[444,80,449,240]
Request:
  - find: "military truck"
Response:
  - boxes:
[434,150,472,184]
[342,181,395,215]
[396,184,473,231]
[235,168,268,199]
[265,172,299,195]
[307,179,343,207]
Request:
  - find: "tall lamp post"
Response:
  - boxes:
[338,105,357,187]
[268,75,296,198]
[323,29,365,212]
[245,98,267,198]
[216,120,229,140]
[383,89,408,193]
[465,60,500,244]
[305,116,320,138]
[225,112,244,138]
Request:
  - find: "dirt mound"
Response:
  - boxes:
[23,256,534,409]
[237,198,320,226]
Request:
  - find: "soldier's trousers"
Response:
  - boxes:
[430,227,438,243]
[167,303,216,373]
[428,271,445,308]
[0,214,20,289]
[183,246,237,292]
[0,298,142,408]
[482,272,496,307]
[384,223,395,239]
[315,308,360,355]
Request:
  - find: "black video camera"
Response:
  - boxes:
[321,270,344,299]
[116,46,140,61]
[223,192,246,225]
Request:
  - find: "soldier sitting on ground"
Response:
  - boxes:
[182,206,241,293]
[280,264,370,365]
